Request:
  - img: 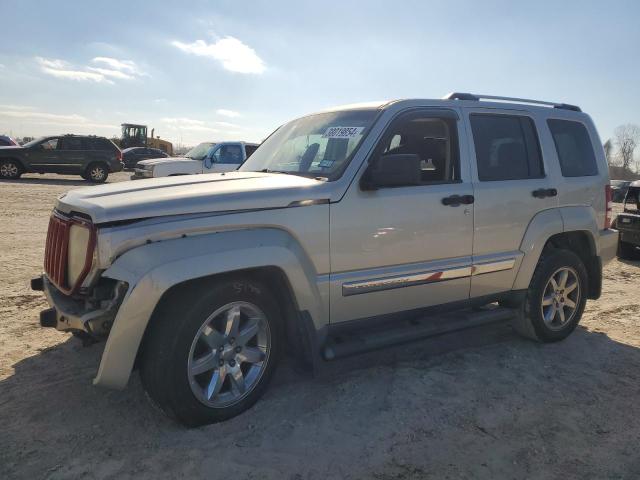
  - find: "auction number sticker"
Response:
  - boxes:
[322,126,365,139]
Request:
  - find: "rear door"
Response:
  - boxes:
[57,136,88,174]
[464,108,558,297]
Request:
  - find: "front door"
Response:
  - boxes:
[206,144,244,173]
[464,108,559,298]
[329,108,475,324]
[26,137,61,172]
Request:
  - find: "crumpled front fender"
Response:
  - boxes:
[94,227,327,389]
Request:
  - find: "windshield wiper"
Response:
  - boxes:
[259,168,293,175]
[259,169,328,181]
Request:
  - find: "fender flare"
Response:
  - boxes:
[94,228,326,389]
[513,206,600,291]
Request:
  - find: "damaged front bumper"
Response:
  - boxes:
[32,275,128,339]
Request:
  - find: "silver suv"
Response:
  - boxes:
[32,93,618,426]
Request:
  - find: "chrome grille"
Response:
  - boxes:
[44,214,71,291]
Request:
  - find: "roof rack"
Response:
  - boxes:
[443,92,581,112]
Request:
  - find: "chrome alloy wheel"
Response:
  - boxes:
[187,301,270,408]
[541,267,581,331]
[89,166,106,181]
[0,162,18,178]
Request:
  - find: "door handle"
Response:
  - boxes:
[532,188,558,199]
[442,194,474,206]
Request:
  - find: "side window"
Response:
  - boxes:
[378,113,460,184]
[245,145,258,158]
[547,119,598,177]
[59,137,84,150]
[470,114,543,181]
[214,144,244,164]
[40,138,59,150]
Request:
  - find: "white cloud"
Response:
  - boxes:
[37,57,107,83]
[0,104,36,111]
[0,105,116,132]
[161,117,218,132]
[0,109,87,123]
[172,37,266,74]
[92,56,139,73]
[214,121,241,128]
[36,56,144,83]
[87,67,134,80]
[216,109,241,118]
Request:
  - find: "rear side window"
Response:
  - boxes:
[86,137,113,151]
[245,145,258,158]
[470,114,544,181]
[547,119,598,177]
[59,137,84,150]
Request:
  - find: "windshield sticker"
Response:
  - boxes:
[322,126,365,139]
[318,159,334,168]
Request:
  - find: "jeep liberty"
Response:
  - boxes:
[32,93,618,426]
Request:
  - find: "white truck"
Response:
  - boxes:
[132,141,259,179]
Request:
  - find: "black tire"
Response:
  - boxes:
[140,277,283,427]
[513,249,588,342]
[0,159,23,179]
[617,240,639,260]
[85,162,109,183]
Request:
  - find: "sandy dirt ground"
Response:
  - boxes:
[1,172,640,479]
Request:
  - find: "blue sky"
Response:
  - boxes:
[1,0,639,148]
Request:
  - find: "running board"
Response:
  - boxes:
[323,306,517,360]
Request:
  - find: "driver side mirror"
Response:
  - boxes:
[360,153,422,190]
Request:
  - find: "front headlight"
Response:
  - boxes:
[68,223,93,286]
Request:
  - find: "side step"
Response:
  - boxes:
[323,306,517,360]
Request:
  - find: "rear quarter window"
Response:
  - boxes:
[245,145,259,158]
[90,138,119,151]
[547,119,598,177]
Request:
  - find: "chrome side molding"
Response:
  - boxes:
[342,258,516,297]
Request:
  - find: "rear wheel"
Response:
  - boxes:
[513,249,587,342]
[0,159,22,179]
[85,163,108,183]
[617,239,640,260]
[140,277,283,427]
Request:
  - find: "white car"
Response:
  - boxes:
[132,141,259,179]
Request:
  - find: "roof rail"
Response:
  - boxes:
[443,92,581,112]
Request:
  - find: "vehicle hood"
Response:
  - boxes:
[137,156,196,167]
[55,171,326,224]
[0,146,24,151]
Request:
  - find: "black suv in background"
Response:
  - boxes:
[121,147,169,170]
[0,134,123,183]
[615,181,640,259]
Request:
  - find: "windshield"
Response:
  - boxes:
[23,137,46,148]
[185,142,215,160]
[239,109,377,180]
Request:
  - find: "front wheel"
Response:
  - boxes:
[0,159,22,179]
[513,249,587,342]
[140,277,282,427]
[85,163,108,183]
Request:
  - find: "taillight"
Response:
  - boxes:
[117,150,123,161]
[605,184,613,229]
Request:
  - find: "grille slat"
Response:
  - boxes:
[44,213,95,295]
[44,215,71,292]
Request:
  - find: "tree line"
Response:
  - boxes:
[604,124,640,180]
